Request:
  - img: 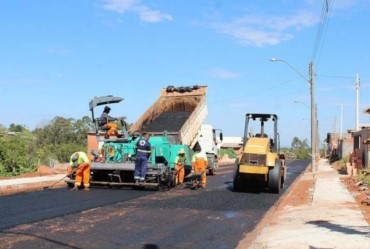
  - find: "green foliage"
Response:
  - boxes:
[281,137,311,160]
[339,156,349,165]
[219,148,237,159]
[0,116,92,176]
[9,123,28,133]
[32,116,92,165]
[0,135,38,176]
[357,171,370,187]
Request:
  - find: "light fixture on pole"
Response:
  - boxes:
[271,58,316,173]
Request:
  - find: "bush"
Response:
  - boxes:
[0,136,38,176]
[219,148,237,159]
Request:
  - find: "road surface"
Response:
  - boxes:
[0,159,308,249]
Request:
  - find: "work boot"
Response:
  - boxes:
[134,176,140,184]
[84,187,90,191]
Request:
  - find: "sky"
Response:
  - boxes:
[1,0,370,147]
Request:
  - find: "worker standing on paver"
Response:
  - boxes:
[66,151,91,191]
[174,148,187,186]
[192,146,208,188]
[134,133,151,183]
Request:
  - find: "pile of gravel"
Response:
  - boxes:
[144,111,191,132]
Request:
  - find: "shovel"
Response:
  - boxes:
[43,175,68,190]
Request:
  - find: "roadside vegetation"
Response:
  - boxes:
[281,136,310,160]
[0,120,312,177]
[0,116,93,176]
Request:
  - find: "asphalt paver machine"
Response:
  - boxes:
[66,95,190,190]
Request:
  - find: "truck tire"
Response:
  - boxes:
[208,156,215,175]
[168,171,176,189]
[268,162,282,194]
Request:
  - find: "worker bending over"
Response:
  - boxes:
[67,151,91,191]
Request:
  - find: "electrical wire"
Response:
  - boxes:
[310,0,334,64]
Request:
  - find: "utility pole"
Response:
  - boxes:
[310,62,316,173]
[356,74,360,131]
[316,104,319,161]
[340,104,343,139]
[271,58,316,173]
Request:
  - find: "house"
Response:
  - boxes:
[218,136,243,154]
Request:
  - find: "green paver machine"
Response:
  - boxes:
[66,95,191,190]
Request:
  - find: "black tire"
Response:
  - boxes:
[208,168,215,176]
[233,158,243,192]
[207,155,217,176]
[168,171,176,189]
[268,162,282,194]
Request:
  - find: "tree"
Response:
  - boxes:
[32,116,92,165]
[0,135,37,176]
[290,136,310,159]
[9,123,27,133]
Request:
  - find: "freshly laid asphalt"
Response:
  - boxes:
[1,159,369,248]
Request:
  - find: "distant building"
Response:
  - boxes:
[219,136,243,154]
[351,125,370,168]
[326,132,353,160]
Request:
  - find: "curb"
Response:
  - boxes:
[0,174,67,196]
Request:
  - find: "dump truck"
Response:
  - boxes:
[129,85,222,175]
[233,113,286,193]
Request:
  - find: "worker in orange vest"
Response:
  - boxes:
[67,152,91,191]
[174,148,187,185]
[192,146,208,188]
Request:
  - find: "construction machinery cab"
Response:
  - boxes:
[234,113,286,193]
[89,95,129,140]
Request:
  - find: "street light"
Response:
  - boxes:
[271,58,316,173]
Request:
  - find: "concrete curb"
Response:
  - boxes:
[0,174,67,195]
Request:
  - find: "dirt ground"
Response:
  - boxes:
[324,161,370,224]
[270,160,370,225]
[0,165,65,180]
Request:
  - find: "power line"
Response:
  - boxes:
[310,0,334,63]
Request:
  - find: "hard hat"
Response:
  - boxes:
[104,106,111,112]
[71,153,79,162]
[179,148,185,154]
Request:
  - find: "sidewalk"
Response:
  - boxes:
[243,158,370,249]
[0,174,66,195]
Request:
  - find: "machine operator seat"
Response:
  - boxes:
[95,117,110,132]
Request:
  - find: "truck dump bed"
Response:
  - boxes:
[129,86,208,146]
